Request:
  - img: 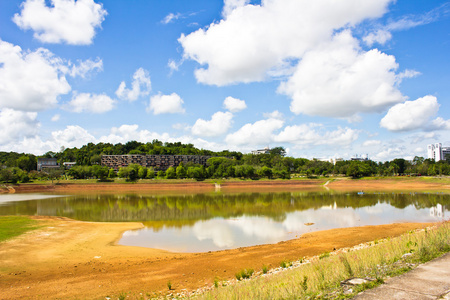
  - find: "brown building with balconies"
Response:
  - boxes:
[101,155,211,171]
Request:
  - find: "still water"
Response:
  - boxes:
[0,191,448,252]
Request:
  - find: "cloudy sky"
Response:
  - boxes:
[0,0,449,161]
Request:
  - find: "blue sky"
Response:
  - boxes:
[0,0,449,161]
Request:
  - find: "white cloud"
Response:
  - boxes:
[168,59,183,74]
[363,3,450,47]
[99,124,170,144]
[428,118,450,131]
[0,40,71,112]
[13,0,107,45]
[179,0,392,86]
[161,12,182,24]
[51,114,60,122]
[69,57,103,78]
[222,0,251,18]
[279,31,406,118]
[0,109,39,145]
[223,96,247,113]
[147,93,185,115]
[362,140,382,147]
[274,124,358,146]
[116,68,151,102]
[380,95,443,132]
[225,118,284,146]
[50,125,96,148]
[67,92,116,113]
[263,110,284,120]
[363,29,392,46]
[191,111,233,137]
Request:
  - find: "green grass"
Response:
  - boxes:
[235,268,254,281]
[195,222,450,300]
[0,216,40,242]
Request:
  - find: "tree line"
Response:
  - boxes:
[1,140,450,183]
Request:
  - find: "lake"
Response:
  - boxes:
[0,191,448,252]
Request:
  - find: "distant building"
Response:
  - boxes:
[428,143,450,161]
[63,162,76,169]
[101,154,212,171]
[251,147,271,155]
[37,158,59,171]
[351,154,369,161]
[318,157,344,165]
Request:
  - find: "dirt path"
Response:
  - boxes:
[0,216,432,299]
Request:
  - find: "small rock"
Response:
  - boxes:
[341,278,371,286]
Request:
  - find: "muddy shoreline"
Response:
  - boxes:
[0,178,448,299]
[4,177,450,194]
[0,217,433,299]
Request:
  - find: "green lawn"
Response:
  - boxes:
[0,216,40,243]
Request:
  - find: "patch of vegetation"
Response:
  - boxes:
[262,264,269,274]
[195,222,450,300]
[0,216,40,242]
[280,259,293,268]
[235,268,254,281]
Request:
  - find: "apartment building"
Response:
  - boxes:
[428,143,450,161]
[101,154,212,171]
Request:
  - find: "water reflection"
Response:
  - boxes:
[0,191,448,252]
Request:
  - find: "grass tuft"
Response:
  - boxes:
[0,216,40,242]
[235,269,254,281]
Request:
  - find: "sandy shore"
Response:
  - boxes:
[0,216,433,300]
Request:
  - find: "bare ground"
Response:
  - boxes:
[0,178,448,299]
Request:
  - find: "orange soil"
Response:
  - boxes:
[0,178,448,299]
[0,217,431,300]
[5,177,450,194]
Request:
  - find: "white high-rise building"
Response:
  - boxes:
[428,143,450,161]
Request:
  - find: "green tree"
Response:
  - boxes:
[146,167,155,179]
[165,167,176,179]
[138,166,147,179]
[176,163,187,179]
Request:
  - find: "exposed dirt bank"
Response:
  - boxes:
[5,177,450,194]
[0,216,432,299]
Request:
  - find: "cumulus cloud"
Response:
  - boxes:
[379,95,450,132]
[191,111,233,137]
[0,109,39,145]
[363,29,392,46]
[147,93,185,115]
[67,92,116,113]
[223,96,247,113]
[0,40,71,112]
[69,57,103,78]
[116,68,151,101]
[225,118,284,146]
[428,118,450,131]
[50,125,96,147]
[179,0,392,86]
[98,124,170,144]
[274,124,358,146]
[13,0,107,45]
[279,31,406,118]
[222,0,251,18]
